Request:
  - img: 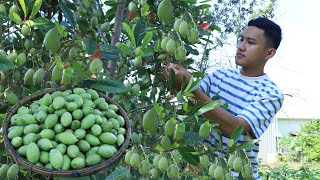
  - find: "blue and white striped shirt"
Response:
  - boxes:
[200,68,284,179]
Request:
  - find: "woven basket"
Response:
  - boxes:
[2,87,131,177]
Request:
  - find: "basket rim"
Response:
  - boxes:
[2,87,131,177]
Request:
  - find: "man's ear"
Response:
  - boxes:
[266,48,276,60]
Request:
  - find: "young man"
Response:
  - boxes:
[164,17,284,179]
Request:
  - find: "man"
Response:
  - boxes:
[164,17,284,179]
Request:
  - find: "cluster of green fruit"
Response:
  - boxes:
[0,164,19,180]
[174,17,200,44]
[124,148,181,179]
[7,88,127,171]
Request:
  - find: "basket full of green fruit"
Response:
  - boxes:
[2,87,131,177]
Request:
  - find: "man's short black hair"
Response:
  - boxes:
[248,17,282,50]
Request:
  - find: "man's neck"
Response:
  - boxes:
[240,67,265,77]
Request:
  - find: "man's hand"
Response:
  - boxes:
[163,63,192,90]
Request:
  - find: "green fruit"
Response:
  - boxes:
[133,56,142,69]
[117,134,124,146]
[33,68,45,85]
[101,22,110,32]
[150,168,158,179]
[85,134,101,146]
[199,121,211,138]
[165,39,176,54]
[86,89,99,100]
[21,25,30,36]
[26,142,40,163]
[99,132,117,145]
[174,19,182,32]
[67,145,80,158]
[4,91,18,105]
[74,129,86,140]
[174,123,185,140]
[97,144,115,158]
[164,119,175,136]
[8,126,24,140]
[68,47,78,59]
[158,157,168,173]
[128,2,137,13]
[160,136,172,150]
[44,28,61,53]
[175,46,187,61]
[59,132,79,145]
[40,151,49,164]
[90,16,98,27]
[139,159,149,175]
[44,114,58,129]
[157,0,173,24]
[179,21,189,37]
[0,164,10,178]
[243,163,253,178]
[16,53,26,67]
[161,37,169,51]
[90,58,103,74]
[76,140,91,152]
[124,150,133,164]
[86,154,102,166]
[214,165,224,180]
[49,149,63,169]
[17,145,28,156]
[56,143,67,155]
[52,65,63,81]
[142,108,159,134]
[61,67,74,85]
[24,39,31,49]
[11,137,23,148]
[71,157,85,169]
[0,4,6,13]
[130,153,140,169]
[167,164,178,178]
[209,163,217,177]
[157,54,166,60]
[40,128,56,139]
[7,164,19,180]
[9,5,18,14]
[91,124,102,136]
[227,154,236,168]
[7,51,17,63]
[81,114,96,129]
[23,69,34,86]
[233,157,243,172]
[37,138,53,151]
[52,96,65,110]
[225,172,233,180]
[130,84,140,96]
[131,132,141,144]
[188,27,199,43]
[200,154,210,168]
[61,155,71,170]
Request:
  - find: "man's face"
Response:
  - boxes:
[235,26,269,68]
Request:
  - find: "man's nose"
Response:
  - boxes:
[237,41,245,51]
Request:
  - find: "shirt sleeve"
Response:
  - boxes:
[237,94,284,139]
[200,69,221,95]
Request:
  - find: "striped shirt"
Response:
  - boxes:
[200,68,284,179]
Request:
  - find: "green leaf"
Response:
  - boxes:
[86,37,97,55]
[187,79,201,93]
[30,0,42,19]
[58,0,76,28]
[54,21,66,37]
[230,125,244,142]
[178,147,199,166]
[99,44,122,53]
[182,76,193,93]
[237,140,255,150]
[9,12,22,24]
[133,18,147,46]
[105,168,130,180]
[141,4,149,16]
[184,44,199,55]
[54,54,63,69]
[91,79,127,94]
[71,61,91,80]
[19,0,28,18]
[113,43,133,55]
[0,55,14,71]
[212,24,222,32]
[31,17,53,30]
[196,100,222,115]
[185,0,198,4]
[122,23,136,47]
[100,51,120,61]
[184,131,206,145]
[141,31,153,49]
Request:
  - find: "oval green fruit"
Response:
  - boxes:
[0,164,10,178]
[68,47,78,59]
[101,22,110,32]
[52,65,63,81]
[130,84,140,96]
[128,2,137,13]
[133,56,142,69]
[33,68,45,86]
[161,37,169,51]
[24,68,35,86]
[157,0,173,24]
[89,58,103,75]
[179,21,189,37]
[21,25,30,36]
[16,53,26,67]
[233,156,243,172]
[227,154,236,168]
[71,157,85,169]
[0,4,6,13]
[199,121,211,138]
[9,4,18,14]
[90,16,98,27]
[7,164,19,180]
[214,165,224,180]
[165,39,176,54]
[129,153,140,169]
[26,142,40,163]
[158,157,168,173]
[124,150,133,164]
[44,28,61,53]
[142,108,159,134]
[200,154,210,168]
[86,154,102,166]
[164,119,175,136]
[50,149,63,169]
[174,19,183,32]
[208,163,217,177]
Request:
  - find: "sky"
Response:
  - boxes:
[265,0,320,118]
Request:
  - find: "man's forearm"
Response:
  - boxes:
[192,88,251,138]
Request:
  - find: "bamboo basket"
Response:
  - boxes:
[2,87,131,177]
